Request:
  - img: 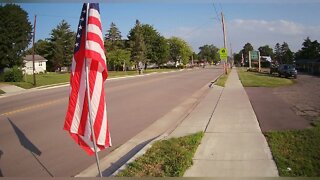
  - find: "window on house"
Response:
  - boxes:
[39,62,42,66]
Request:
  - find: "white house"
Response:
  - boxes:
[23,55,48,74]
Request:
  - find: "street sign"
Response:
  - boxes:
[250,51,259,60]
[219,48,228,61]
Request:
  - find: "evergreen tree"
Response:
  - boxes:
[48,20,75,71]
[128,20,146,68]
[0,4,32,69]
[295,37,320,60]
[274,43,281,63]
[105,22,123,51]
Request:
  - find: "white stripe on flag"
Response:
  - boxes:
[86,40,106,61]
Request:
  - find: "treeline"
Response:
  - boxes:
[234,37,320,66]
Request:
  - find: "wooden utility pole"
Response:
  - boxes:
[221,12,228,74]
[32,15,37,86]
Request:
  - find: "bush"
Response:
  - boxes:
[4,66,23,82]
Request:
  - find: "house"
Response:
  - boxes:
[23,55,48,74]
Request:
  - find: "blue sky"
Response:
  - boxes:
[19,0,320,53]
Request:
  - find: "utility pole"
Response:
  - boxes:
[221,12,228,74]
[32,15,37,86]
[230,42,233,67]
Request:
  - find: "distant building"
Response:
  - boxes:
[23,55,48,75]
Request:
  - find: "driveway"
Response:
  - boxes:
[245,73,320,132]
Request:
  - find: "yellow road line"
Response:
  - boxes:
[1,98,67,116]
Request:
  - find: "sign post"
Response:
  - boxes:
[220,48,228,74]
[249,50,259,70]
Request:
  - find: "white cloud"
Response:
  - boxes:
[164,19,320,53]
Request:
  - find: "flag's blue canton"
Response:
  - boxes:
[89,3,100,13]
[74,4,87,53]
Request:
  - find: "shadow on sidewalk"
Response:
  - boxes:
[102,136,159,177]
[7,118,53,177]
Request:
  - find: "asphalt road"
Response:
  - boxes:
[0,66,223,177]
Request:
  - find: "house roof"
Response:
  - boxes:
[23,55,48,62]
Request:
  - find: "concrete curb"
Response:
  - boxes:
[76,72,223,177]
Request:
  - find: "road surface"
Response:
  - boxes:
[0,66,223,177]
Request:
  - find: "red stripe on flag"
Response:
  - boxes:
[87,32,104,51]
[88,16,102,31]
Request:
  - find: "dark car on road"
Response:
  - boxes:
[278,64,297,79]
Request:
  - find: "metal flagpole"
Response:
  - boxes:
[84,3,103,177]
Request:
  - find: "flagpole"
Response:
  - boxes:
[84,3,103,177]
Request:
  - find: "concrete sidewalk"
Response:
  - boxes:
[182,68,279,177]
[0,84,25,96]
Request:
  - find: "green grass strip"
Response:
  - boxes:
[265,122,320,176]
[215,70,230,87]
[3,69,177,89]
[0,89,5,95]
[237,68,293,87]
[116,132,204,177]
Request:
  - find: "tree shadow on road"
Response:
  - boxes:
[7,118,53,177]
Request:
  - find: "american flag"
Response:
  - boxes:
[64,3,111,156]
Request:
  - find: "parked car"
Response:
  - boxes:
[278,64,297,79]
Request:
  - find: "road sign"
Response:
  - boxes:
[219,48,228,61]
[250,51,259,60]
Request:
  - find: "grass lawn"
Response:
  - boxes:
[0,89,5,95]
[116,132,204,177]
[265,122,320,176]
[237,68,294,87]
[4,68,176,89]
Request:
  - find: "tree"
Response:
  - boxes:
[151,36,169,68]
[241,43,254,62]
[128,20,147,68]
[108,49,131,71]
[198,44,219,64]
[281,42,294,64]
[274,43,282,64]
[168,37,192,66]
[48,20,75,71]
[258,45,273,57]
[105,22,123,51]
[295,37,320,60]
[0,4,32,69]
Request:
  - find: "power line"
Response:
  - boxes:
[212,0,221,22]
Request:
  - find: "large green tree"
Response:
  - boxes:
[128,20,147,68]
[168,37,192,65]
[108,49,131,71]
[295,37,320,60]
[258,45,274,57]
[198,44,219,64]
[151,36,169,68]
[241,43,254,61]
[48,20,75,71]
[0,4,32,69]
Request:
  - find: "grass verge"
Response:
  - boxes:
[237,68,293,87]
[3,68,177,89]
[265,122,320,176]
[116,132,204,177]
[0,89,5,95]
[215,69,230,87]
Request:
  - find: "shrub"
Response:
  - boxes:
[4,66,23,82]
